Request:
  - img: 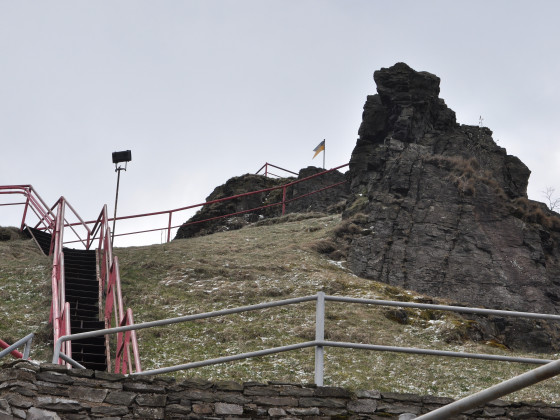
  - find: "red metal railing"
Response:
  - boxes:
[256,162,299,178]
[92,205,141,374]
[0,185,56,234]
[1,187,140,372]
[61,163,350,244]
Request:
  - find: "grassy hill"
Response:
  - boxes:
[2,216,560,403]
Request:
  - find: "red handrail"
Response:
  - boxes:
[94,205,141,373]
[256,162,299,178]
[60,163,350,245]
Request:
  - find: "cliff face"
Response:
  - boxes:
[346,63,560,350]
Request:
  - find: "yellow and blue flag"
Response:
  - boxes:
[313,140,325,159]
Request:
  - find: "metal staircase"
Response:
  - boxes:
[24,226,107,370]
[64,248,107,371]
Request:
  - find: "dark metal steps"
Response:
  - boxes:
[63,248,107,371]
[23,226,52,255]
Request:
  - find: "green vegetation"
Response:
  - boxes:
[2,215,560,403]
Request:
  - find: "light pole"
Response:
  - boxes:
[111,150,132,247]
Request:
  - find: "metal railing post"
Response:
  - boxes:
[282,186,287,215]
[167,212,172,242]
[20,191,30,230]
[315,292,325,386]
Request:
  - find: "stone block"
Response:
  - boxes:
[0,369,35,383]
[90,404,130,416]
[215,402,243,415]
[12,407,26,419]
[0,380,37,391]
[287,406,321,416]
[422,395,454,405]
[40,363,71,374]
[73,376,123,390]
[179,389,215,402]
[180,378,214,389]
[483,406,506,416]
[66,369,95,379]
[68,385,108,402]
[376,402,422,415]
[11,361,40,373]
[165,403,192,415]
[105,391,137,405]
[26,407,61,420]
[381,392,422,403]
[215,380,243,391]
[5,394,33,409]
[94,371,125,382]
[35,396,82,413]
[267,407,286,417]
[215,392,250,405]
[36,371,74,385]
[252,396,298,406]
[122,382,165,393]
[36,381,70,397]
[243,386,280,396]
[136,393,167,407]
[348,398,377,413]
[192,403,213,414]
[356,389,381,399]
[314,386,353,398]
[133,406,165,419]
[299,397,346,408]
[278,386,314,397]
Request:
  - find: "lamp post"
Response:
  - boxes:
[111,150,132,247]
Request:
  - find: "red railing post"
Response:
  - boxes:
[20,190,30,230]
[167,212,172,243]
[282,186,287,215]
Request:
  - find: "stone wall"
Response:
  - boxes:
[2,361,560,419]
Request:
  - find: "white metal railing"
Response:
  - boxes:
[0,333,34,361]
[52,292,560,380]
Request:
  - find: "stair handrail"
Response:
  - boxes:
[46,196,92,250]
[93,204,141,374]
[0,185,56,234]
[50,198,72,365]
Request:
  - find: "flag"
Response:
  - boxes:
[313,140,325,159]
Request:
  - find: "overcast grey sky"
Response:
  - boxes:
[2,1,559,246]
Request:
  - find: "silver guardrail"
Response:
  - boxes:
[53,292,560,381]
[0,333,34,361]
[50,292,560,416]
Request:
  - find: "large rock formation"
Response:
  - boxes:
[345,63,560,351]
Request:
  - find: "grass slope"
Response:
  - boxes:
[2,216,560,403]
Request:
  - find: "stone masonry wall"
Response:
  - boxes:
[2,361,560,419]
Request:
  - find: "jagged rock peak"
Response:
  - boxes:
[357,62,457,146]
[351,62,529,199]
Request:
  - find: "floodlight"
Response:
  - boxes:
[111,150,132,247]
[112,150,132,164]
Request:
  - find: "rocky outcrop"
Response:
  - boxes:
[2,361,560,419]
[346,62,560,351]
[174,167,349,239]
